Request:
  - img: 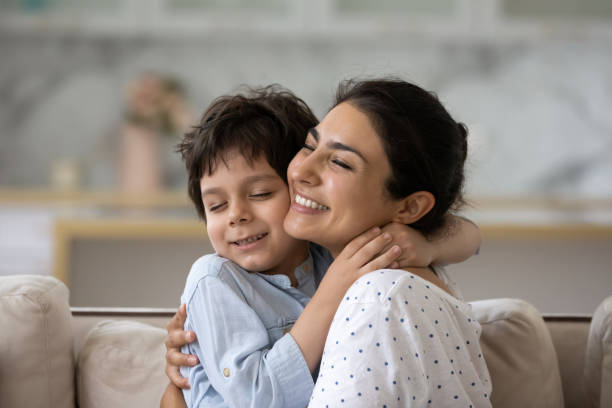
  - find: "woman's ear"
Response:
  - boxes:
[392,191,435,225]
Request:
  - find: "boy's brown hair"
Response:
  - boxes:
[177,85,318,221]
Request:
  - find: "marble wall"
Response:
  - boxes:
[1,29,612,199]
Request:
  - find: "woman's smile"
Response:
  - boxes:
[293,193,330,211]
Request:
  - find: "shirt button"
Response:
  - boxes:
[223,368,230,377]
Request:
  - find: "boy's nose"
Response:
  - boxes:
[228,204,252,226]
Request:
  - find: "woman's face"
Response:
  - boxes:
[284,102,402,256]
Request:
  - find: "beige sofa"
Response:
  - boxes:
[0,274,609,408]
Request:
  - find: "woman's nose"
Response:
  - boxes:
[289,152,319,186]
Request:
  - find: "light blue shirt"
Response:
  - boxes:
[180,244,333,408]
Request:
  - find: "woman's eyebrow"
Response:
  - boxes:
[308,127,368,163]
[307,128,319,140]
[327,141,368,163]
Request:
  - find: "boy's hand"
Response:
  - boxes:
[381,222,434,268]
[325,227,402,287]
[165,304,199,389]
[289,227,401,372]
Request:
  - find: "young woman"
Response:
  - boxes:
[284,78,491,406]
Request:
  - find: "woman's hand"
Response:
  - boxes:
[381,222,434,268]
[165,304,199,389]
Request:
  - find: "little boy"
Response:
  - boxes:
[162,86,481,407]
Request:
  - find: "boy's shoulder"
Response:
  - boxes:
[184,253,238,283]
[181,254,245,302]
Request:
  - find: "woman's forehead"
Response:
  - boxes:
[317,103,386,161]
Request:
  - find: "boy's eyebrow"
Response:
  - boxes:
[308,128,368,164]
[201,174,279,198]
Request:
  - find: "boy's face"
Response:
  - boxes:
[200,150,308,276]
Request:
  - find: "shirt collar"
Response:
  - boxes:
[255,252,315,293]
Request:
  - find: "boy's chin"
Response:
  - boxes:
[235,258,274,273]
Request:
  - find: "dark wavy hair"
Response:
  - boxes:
[177,85,318,221]
[334,78,468,234]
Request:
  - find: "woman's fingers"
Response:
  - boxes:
[362,245,402,273]
[166,348,199,367]
[166,305,187,334]
[339,227,382,258]
[165,364,191,390]
[165,328,195,349]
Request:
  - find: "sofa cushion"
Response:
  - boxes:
[471,298,564,408]
[584,295,612,408]
[0,275,74,408]
[77,320,168,408]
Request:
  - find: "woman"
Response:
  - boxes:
[165,78,491,407]
[285,78,491,406]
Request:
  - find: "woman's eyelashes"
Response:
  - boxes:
[302,142,315,152]
[302,142,353,170]
[332,158,352,170]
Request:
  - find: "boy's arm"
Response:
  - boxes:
[290,228,401,373]
[382,215,480,268]
[428,215,481,265]
[185,275,314,408]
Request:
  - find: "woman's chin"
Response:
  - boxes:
[283,215,311,241]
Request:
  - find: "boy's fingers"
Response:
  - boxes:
[352,232,393,267]
[341,227,382,258]
[362,245,401,273]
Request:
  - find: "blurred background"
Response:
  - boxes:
[1,0,611,313]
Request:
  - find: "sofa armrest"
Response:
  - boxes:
[584,295,612,408]
[0,275,75,408]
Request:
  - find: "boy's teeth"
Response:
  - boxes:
[295,194,328,210]
[236,233,266,245]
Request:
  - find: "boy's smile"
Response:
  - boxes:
[200,150,309,278]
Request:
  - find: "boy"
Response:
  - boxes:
[162,86,481,407]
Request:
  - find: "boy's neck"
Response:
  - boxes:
[260,241,310,288]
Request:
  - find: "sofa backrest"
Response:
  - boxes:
[471,298,565,408]
[0,275,598,408]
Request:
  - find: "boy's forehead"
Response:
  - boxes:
[200,150,283,188]
[208,149,267,174]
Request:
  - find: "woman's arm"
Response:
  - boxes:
[160,383,187,408]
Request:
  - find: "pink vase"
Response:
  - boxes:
[118,123,162,193]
